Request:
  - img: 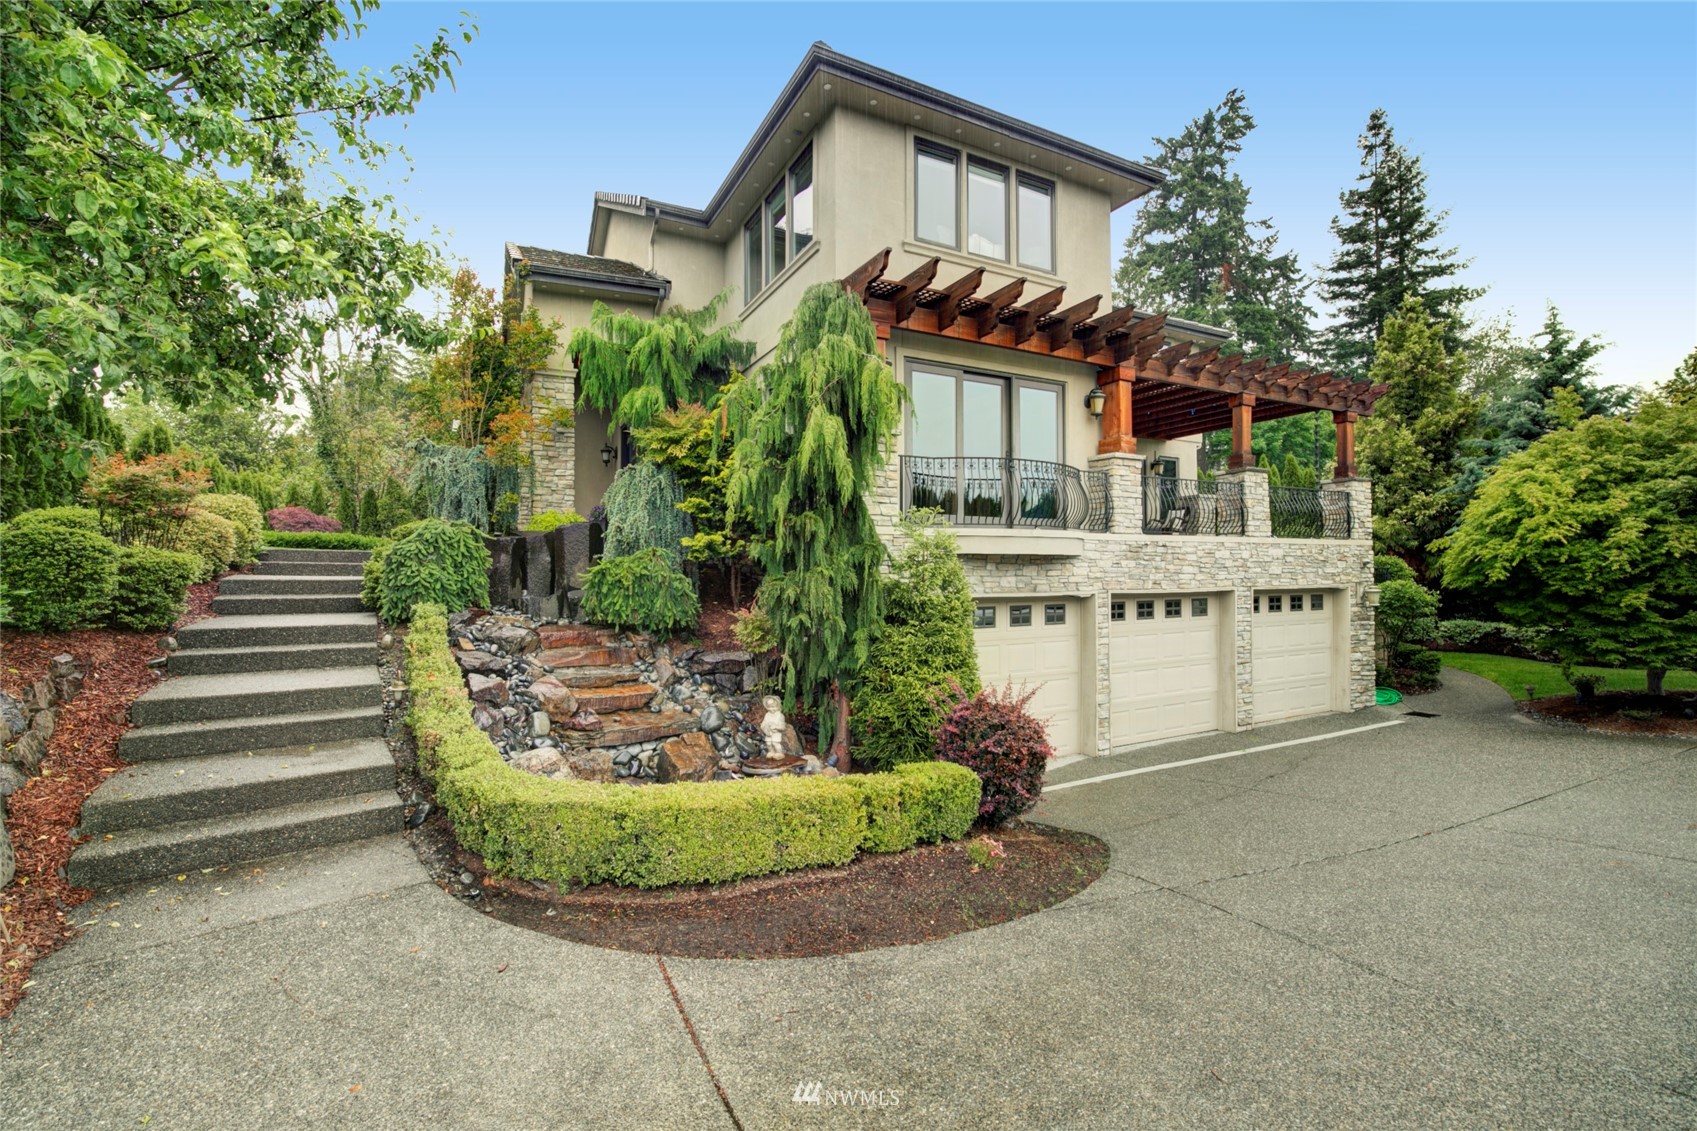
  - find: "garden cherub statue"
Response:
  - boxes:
[759,695,787,760]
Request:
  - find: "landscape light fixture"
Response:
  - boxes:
[1084,386,1106,418]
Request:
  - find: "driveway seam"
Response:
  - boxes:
[657,955,744,1131]
[1474,824,1697,866]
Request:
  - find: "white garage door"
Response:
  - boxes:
[1253,590,1336,725]
[973,598,1085,757]
[1109,594,1223,747]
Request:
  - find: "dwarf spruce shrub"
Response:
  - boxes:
[7,506,103,534]
[852,512,979,770]
[935,681,1055,827]
[403,604,978,887]
[108,545,200,631]
[581,548,699,635]
[195,493,264,563]
[0,522,118,631]
[375,519,490,623]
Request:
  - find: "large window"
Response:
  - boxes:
[906,362,1065,522]
[915,142,957,247]
[744,145,813,304]
[1017,175,1054,272]
[914,141,1057,273]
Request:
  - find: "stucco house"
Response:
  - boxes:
[506,43,1386,760]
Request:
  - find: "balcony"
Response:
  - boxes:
[1270,484,1353,539]
[900,455,1111,533]
[1142,476,1245,536]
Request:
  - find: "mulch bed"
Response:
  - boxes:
[0,576,222,1019]
[1525,691,1697,738]
[412,806,1108,959]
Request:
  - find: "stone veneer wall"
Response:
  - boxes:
[868,455,1377,757]
[522,369,576,526]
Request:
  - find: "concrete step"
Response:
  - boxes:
[218,574,364,596]
[67,791,403,888]
[260,548,372,563]
[552,664,645,690]
[79,740,396,834]
[570,709,700,748]
[169,641,379,677]
[252,560,365,577]
[130,667,380,727]
[176,612,378,650]
[573,682,661,713]
[119,706,386,761]
[211,593,367,616]
[539,644,641,670]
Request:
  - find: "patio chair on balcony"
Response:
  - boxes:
[1147,504,1190,534]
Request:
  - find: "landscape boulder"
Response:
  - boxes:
[657,732,717,783]
[528,677,580,725]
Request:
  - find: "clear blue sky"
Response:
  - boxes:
[341,1,1696,390]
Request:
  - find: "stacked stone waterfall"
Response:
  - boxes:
[66,549,401,888]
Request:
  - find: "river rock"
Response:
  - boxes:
[481,623,540,656]
[467,674,509,706]
[699,704,724,734]
[657,732,716,783]
[529,711,552,739]
[783,724,804,759]
[694,650,751,675]
[510,747,565,775]
[8,731,46,775]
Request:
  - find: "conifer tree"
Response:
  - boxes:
[1319,109,1482,377]
[1356,296,1476,569]
[570,294,754,434]
[726,284,905,770]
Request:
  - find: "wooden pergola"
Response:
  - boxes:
[843,248,1385,476]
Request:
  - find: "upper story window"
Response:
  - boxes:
[915,140,1056,274]
[745,145,814,304]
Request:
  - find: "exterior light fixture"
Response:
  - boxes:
[1084,387,1106,418]
[600,444,615,468]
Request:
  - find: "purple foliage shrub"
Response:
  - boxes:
[933,681,1055,826]
[266,506,343,533]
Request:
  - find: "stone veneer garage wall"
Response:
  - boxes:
[868,453,1377,758]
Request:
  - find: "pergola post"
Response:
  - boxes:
[1096,368,1137,455]
[1228,394,1256,469]
[1333,410,1358,478]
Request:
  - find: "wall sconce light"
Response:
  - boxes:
[1084,387,1106,418]
[600,444,615,468]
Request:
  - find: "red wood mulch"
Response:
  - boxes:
[0,576,221,1019]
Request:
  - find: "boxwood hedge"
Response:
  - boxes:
[405,604,979,888]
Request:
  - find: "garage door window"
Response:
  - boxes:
[1192,597,1209,617]
[1010,604,1032,626]
[1268,595,1283,613]
[1290,594,1304,612]
[1311,593,1325,610]
[1044,603,1066,626]
[1110,600,1126,622]
[973,606,996,628]
[1136,600,1154,620]
[1164,598,1182,618]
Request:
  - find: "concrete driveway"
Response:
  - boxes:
[3,671,1692,1129]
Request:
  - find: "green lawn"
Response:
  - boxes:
[1439,652,1697,700]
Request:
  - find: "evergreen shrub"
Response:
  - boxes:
[358,486,381,535]
[404,604,978,887]
[1374,554,1416,584]
[108,546,200,631]
[601,462,688,563]
[374,519,490,622]
[262,531,388,551]
[8,506,103,533]
[580,548,699,635]
[167,510,238,581]
[523,509,585,532]
[0,523,118,631]
[195,493,264,563]
[935,681,1055,827]
[852,513,980,770]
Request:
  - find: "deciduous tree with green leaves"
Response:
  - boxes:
[1,1,468,494]
[726,284,905,770]
[1438,398,1697,696]
[1318,109,1482,377]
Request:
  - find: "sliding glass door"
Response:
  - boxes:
[906,364,1064,525]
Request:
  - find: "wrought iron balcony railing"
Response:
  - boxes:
[900,455,1111,534]
[1270,484,1353,539]
[1142,475,1246,536]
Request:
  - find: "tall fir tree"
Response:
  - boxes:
[1355,296,1477,572]
[1114,90,1314,365]
[1319,109,1481,378]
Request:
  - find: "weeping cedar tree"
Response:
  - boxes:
[726,284,905,770]
[1319,109,1482,379]
[570,294,754,434]
[1437,398,1697,697]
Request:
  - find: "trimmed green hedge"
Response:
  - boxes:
[405,604,978,887]
[261,531,392,551]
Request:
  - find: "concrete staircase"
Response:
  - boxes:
[68,549,401,888]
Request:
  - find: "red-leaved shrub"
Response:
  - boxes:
[266,506,342,532]
[933,681,1054,826]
